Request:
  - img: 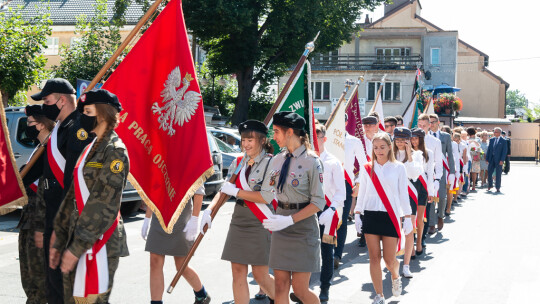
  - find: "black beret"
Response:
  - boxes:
[31,78,75,101]
[273,111,305,130]
[411,128,425,138]
[78,89,122,112]
[502,131,506,135]
[394,127,412,139]
[25,105,45,118]
[239,120,268,135]
[362,115,378,125]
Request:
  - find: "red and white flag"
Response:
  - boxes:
[103,0,213,232]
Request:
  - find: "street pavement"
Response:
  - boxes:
[1,161,539,303]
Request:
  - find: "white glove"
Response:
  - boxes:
[199,208,212,234]
[433,180,440,193]
[447,174,455,185]
[141,217,151,240]
[183,215,199,241]
[354,214,363,234]
[403,217,413,235]
[221,182,240,197]
[262,215,294,232]
[318,208,335,227]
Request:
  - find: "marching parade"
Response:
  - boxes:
[1,0,538,304]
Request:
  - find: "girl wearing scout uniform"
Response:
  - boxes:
[50,89,129,304]
[201,120,276,304]
[221,112,325,304]
[354,133,413,304]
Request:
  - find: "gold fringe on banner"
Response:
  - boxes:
[128,165,214,234]
[0,101,28,215]
[321,234,337,246]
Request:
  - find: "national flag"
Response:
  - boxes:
[0,102,27,214]
[102,0,213,232]
[266,61,319,154]
[369,83,385,132]
[424,96,435,114]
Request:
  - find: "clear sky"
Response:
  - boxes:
[365,0,540,106]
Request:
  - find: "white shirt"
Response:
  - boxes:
[416,149,435,196]
[320,150,346,208]
[395,150,423,181]
[363,135,373,157]
[355,160,412,217]
[424,133,443,180]
[452,141,461,172]
[344,133,367,185]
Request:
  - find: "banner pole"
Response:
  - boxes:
[325,79,354,129]
[263,32,320,125]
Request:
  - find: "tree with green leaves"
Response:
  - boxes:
[506,89,528,116]
[53,0,124,87]
[183,0,385,125]
[0,4,52,107]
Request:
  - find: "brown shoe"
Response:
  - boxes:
[428,226,437,234]
[437,217,444,231]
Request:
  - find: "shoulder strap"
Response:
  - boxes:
[257,154,274,185]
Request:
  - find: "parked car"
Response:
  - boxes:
[4,108,225,213]
[213,136,243,178]
[208,126,241,151]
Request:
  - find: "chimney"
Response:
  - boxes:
[364,14,370,24]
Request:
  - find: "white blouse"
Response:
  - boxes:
[395,150,423,181]
[355,160,411,217]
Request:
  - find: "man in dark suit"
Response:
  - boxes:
[503,131,511,174]
[486,127,508,192]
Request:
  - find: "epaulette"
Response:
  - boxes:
[307,150,319,158]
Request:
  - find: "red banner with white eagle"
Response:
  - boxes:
[102,0,213,232]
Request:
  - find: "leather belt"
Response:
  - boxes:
[236,199,247,208]
[277,201,309,210]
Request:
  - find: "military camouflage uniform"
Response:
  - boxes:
[53,131,129,304]
[18,152,47,303]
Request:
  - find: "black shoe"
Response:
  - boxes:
[415,248,424,256]
[358,235,366,247]
[255,293,267,300]
[348,214,353,222]
[290,292,303,303]
[445,211,451,217]
[411,254,416,260]
[333,257,340,269]
[319,288,329,302]
[194,294,211,304]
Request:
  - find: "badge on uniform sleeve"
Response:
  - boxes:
[77,128,88,140]
[291,179,299,187]
[319,173,324,183]
[110,159,124,173]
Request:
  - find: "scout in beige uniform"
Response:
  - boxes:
[221,112,325,304]
[50,89,129,304]
[201,120,275,304]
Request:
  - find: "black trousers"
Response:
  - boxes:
[43,230,64,304]
[504,156,510,174]
[318,217,334,290]
[422,201,432,240]
[334,181,352,259]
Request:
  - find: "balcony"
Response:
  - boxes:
[310,53,422,71]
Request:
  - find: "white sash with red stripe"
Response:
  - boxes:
[364,164,404,253]
[47,123,65,188]
[234,157,275,230]
[322,196,340,244]
[73,138,119,298]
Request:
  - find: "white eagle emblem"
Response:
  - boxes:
[152,66,202,136]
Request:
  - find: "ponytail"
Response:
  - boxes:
[294,129,311,151]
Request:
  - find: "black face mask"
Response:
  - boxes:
[43,98,62,121]
[25,125,40,140]
[80,114,97,133]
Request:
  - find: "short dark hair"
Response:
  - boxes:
[466,127,476,136]
[394,115,403,123]
[384,116,398,126]
[315,124,326,137]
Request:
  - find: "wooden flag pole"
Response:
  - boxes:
[167,156,247,293]
[344,78,362,112]
[263,32,320,125]
[325,79,354,128]
[369,74,386,114]
[21,0,166,179]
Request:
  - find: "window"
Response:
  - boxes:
[311,81,331,100]
[376,48,411,61]
[313,50,339,65]
[43,37,59,55]
[431,48,440,66]
[367,81,400,101]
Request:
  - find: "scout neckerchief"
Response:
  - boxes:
[73,138,119,299]
[26,146,41,192]
[235,155,276,230]
[46,123,66,188]
[364,163,404,254]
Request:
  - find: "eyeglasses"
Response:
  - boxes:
[317,136,325,140]
[429,121,438,124]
